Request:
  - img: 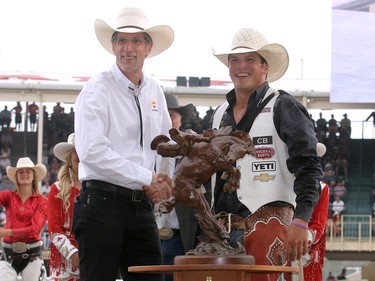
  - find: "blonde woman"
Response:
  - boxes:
[0,157,47,281]
[48,133,81,281]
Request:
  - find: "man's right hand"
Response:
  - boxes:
[143,173,172,203]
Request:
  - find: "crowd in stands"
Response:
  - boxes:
[0,102,73,175]
[0,128,12,177]
[312,112,352,237]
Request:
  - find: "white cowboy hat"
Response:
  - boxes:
[212,28,289,82]
[94,7,174,58]
[165,93,194,125]
[53,133,75,162]
[6,157,47,183]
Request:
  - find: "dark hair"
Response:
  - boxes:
[260,56,267,65]
[111,31,153,44]
[227,52,268,65]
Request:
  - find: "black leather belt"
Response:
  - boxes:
[172,229,180,235]
[2,241,42,253]
[83,180,149,202]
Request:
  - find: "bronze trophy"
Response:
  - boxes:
[151,126,254,255]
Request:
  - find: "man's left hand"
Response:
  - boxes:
[283,219,308,261]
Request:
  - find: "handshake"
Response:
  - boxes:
[143,173,172,204]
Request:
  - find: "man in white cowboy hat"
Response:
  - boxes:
[210,28,323,281]
[73,6,174,281]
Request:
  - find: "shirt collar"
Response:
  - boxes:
[112,63,147,91]
[226,81,270,108]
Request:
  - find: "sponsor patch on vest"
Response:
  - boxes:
[253,147,275,159]
[253,136,273,145]
[252,161,276,172]
[253,173,276,182]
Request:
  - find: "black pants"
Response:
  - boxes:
[72,181,163,281]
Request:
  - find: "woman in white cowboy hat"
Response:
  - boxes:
[0,157,48,281]
[74,6,173,281]
[47,133,81,281]
[210,27,322,281]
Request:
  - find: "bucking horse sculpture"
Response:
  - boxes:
[151,126,254,255]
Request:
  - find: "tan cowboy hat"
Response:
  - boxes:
[165,93,194,125]
[6,157,47,183]
[212,28,289,82]
[53,133,75,162]
[94,7,174,58]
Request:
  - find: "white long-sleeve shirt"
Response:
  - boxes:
[74,63,172,190]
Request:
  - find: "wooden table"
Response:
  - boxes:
[128,255,299,281]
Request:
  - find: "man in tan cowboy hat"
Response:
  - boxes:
[210,28,323,281]
[74,7,174,281]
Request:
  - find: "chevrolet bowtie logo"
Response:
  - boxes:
[253,173,276,182]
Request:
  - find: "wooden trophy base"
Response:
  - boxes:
[128,255,298,281]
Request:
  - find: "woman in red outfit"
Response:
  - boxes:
[303,182,329,281]
[48,133,81,281]
[303,143,330,281]
[0,157,48,280]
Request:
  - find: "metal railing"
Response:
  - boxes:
[39,215,375,254]
[326,214,375,252]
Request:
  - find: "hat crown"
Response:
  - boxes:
[114,7,151,31]
[165,93,180,109]
[53,133,75,162]
[231,28,268,52]
[16,157,36,168]
[67,133,75,145]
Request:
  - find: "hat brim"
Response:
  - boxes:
[172,104,194,125]
[53,143,75,162]
[213,43,289,82]
[6,164,47,184]
[94,19,174,58]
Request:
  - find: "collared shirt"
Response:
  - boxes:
[212,82,323,221]
[0,190,47,243]
[74,63,172,190]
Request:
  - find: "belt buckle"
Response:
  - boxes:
[12,242,27,253]
[132,190,142,202]
[159,227,174,240]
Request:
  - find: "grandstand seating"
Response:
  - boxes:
[10,132,38,165]
[344,139,374,215]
